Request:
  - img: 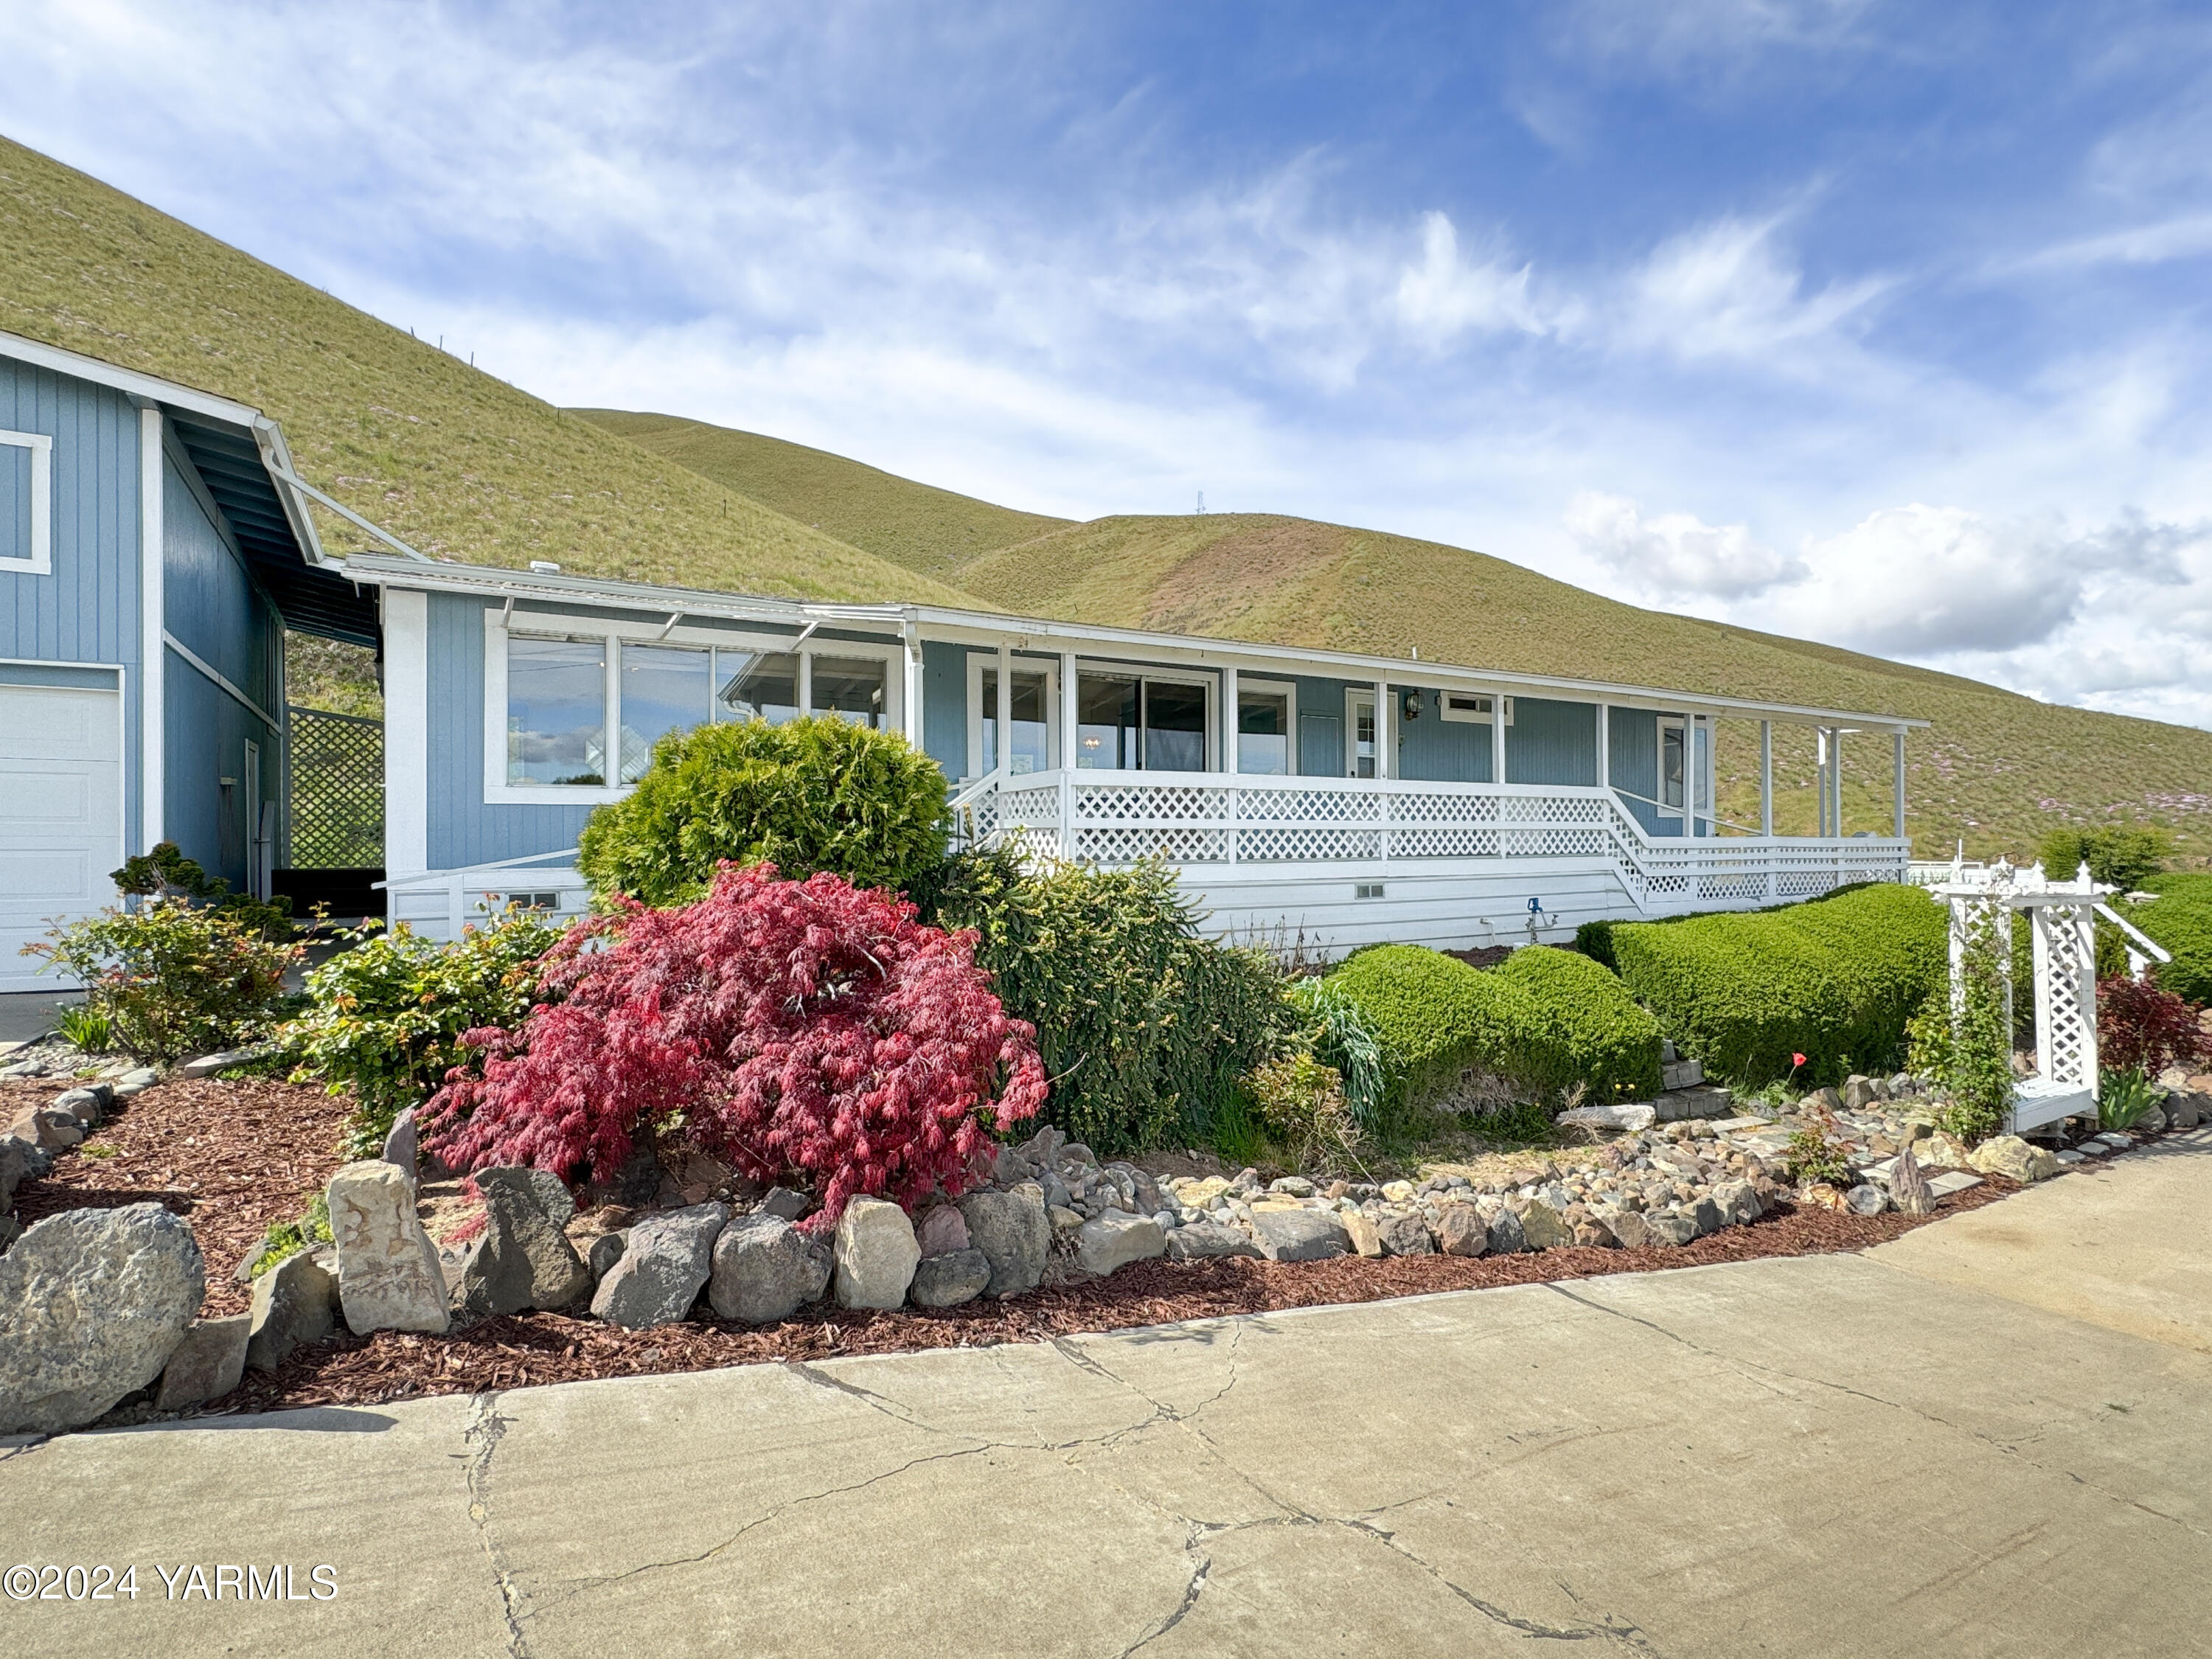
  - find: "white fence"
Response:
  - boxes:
[963,769,1908,917]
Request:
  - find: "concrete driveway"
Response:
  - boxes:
[4,1130,2207,1658]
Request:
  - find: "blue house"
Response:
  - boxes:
[0,331,375,989]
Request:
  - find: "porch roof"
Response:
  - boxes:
[339,552,1930,732]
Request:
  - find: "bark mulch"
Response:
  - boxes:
[220,1177,2017,1416]
[10,1077,352,1318]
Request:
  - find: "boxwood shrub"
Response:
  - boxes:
[1607,883,1946,1087]
[1320,942,1660,1118]
[2121,872,2212,1006]
[577,716,947,906]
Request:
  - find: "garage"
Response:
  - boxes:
[0,680,125,992]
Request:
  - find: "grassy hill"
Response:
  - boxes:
[573,411,1069,582]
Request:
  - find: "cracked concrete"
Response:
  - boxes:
[3,1138,2208,1656]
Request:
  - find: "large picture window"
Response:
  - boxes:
[1076,670,1210,772]
[507,637,609,786]
[981,667,1051,775]
[619,644,713,784]
[717,650,799,724]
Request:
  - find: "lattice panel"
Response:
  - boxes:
[1388,826,1500,859]
[1775,871,1840,897]
[1499,826,1605,858]
[1697,874,1768,902]
[1237,789,1382,824]
[288,706,383,869]
[996,786,1060,823]
[1237,827,1384,863]
[1075,826,1231,863]
[1008,827,1065,863]
[1074,783,1231,822]
[2037,905,2096,1090]
[1391,791,1498,826]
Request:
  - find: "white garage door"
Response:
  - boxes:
[0,683,125,992]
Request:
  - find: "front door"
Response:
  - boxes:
[1657,717,1686,830]
[1345,691,1377,779]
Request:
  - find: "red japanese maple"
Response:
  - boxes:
[2097,974,2211,1078]
[420,862,1047,1224]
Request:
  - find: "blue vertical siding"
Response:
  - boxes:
[922,640,967,775]
[1396,686,1492,782]
[0,357,145,852]
[1608,706,1674,836]
[1505,696,1597,786]
[1290,675,1349,776]
[163,456,279,714]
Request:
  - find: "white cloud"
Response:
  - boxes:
[1617,214,1889,363]
[1564,491,1804,597]
[1392,212,1547,345]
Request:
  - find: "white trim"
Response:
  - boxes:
[1346,686,1375,779]
[0,328,266,429]
[339,554,1927,732]
[0,428,52,574]
[162,630,279,729]
[139,408,164,852]
[384,588,429,877]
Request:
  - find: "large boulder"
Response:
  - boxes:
[956,1182,1048,1298]
[328,1160,449,1335]
[0,1203,205,1433]
[0,1134,51,1211]
[380,1107,419,1182]
[1076,1211,1166,1276]
[1968,1135,2059,1184]
[1437,1206,1489,1258]
[1516,1200,1572,1251]
[910,1248,992,1307]
[1164,1222,1262,1262]
[708,1214,832,1324]
[1377,1212,1434,1256]
[449,1166,594,1320]
[591,1203,728,1329]
[1250,1208,1349,1263]
[834,1198,920,1310]
[156,1313,250,1411]
[246,1245,338,1372]
[914,1205,971,1258]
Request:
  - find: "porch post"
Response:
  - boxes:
[900,622,923,750]
[1060,651,1078,771]
[1834,726,1844,838]
[1759,720,1773,836]
[796,651,813,722]
[995,640,1014,777]
[1221,664,1239,775]
[1893,728,1907,841]
[1595,701,1609,793]
[1815,726,1829,837]
[1374,678,1391,780]
[1492,695,1506,787]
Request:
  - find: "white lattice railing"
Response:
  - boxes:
[961,768,1907,914]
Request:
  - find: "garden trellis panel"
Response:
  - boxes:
[288,705,383,869]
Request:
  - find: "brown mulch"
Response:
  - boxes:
[218,1177,2020,1416]
[10,1077,352,1317]
[1443,945,1517,970]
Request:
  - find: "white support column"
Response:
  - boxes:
[383,588,430,880]
[901,623,924,750]
[1221,664,1239,775]
[1374,678,1391,781]
[1060,651,1078,772]
[604,630,622,787]
[1759,720,1773,837]
[1594,701,1609,793]
[796,650,812,722]
[137,404,165,852]
[1834,726,1845,838]
[995,640,1014,779]
[1892,728,1907,841]
[1492,695,1506,787]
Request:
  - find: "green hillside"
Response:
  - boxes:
[573,410,1069,581]
[0,138,972,616]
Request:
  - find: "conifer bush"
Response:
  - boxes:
[577,716,948,906]
[420,863,1046,1223]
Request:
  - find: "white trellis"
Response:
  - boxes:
[1928,858,2173,1136]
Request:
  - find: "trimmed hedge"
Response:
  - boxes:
[1321,943,1660,1116]
[2122,872,2212,1006]
[1607,883,1946,1088]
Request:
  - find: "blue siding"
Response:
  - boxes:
[163,456,280,715]
[0,662,119,689]
[1506,696,1597,786]
[0,357,145,853]
[1397,686,1492,783]
[1608,706,1671,836]
[164,650,274,888]
[922,640,967,776]
[426,592,598,869]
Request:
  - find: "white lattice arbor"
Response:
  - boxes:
[1927,858,2169,1136]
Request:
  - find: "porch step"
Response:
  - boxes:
[1661,1057,1705,1092]
[1654,1084,1732,1122]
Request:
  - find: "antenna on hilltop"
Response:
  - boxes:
[1196,490,1206,515]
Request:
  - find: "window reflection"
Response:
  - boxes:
[1078,674,1139,770]
[717,650,799,725]
[811,656,886,728]
[1237,688,1290,775]
[983,669,1050,774]
[507,637,607,785]
[1145,681,1206,773]
[619,644,712,783]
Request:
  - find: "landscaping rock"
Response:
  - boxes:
[1888,1144,1935,1217]
[1250,1208,1349,1262]
[590,1203,728,1329]
[1517,1200,1571,1251]
[708,1214,832,1324]
[0,1134,50,1211]
[1014,1125,1066,1167]
[450,1166,594,1319]
[1557,1102,1657,1133]
[1377,1212,1434,1256]
[834,1197,920,1310]
[50,1084,112,1127]
[0,1203,205,1433]
[7,1105,83,1152]
[1607,1209,1652,1249]
[587,1231,626,1282]
[1925,1171,1983,1198]
[380,1108,417,1181]
[911,1248,992,1307]
[156,1313,250,1411]
[328,1160,449,1335]
[957,1182,1048,1297]
[757,1186,810,1222]
[175,1048,268,1080]
[113,1066,158,1098]
[1076,1211,1166,1276]
[1483,1207,1526,1255]
[1844,1183,1888,1216]
[245,1245,337,1372]
[1711,1180,1764,1228]
[1644,1211,1698,1247]
[1267,1175,1316,1198]
[1968,1135,2059,1183]
[1340,1211,1384,1257]
[1165,1222,1262,1262]
[915,1205,971,1258]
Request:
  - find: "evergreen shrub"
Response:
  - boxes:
[577,716,947,906]
[1490,945,1664,1102]
[2037,825,2173,891]
[913,848,1289,1153]
[1609,883,1946,1088]
[2119,873,2212,1006]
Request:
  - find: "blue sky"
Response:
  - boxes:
[10,1,2212,723]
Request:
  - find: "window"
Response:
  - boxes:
[1237,682,1293,775]
[1076,671,1210,771]
[507,637,609,785]
[619,644,713,783]
[1346,691,1377,779]
[716,650,799,724]
[811,655,886,728]
[0,428,53,576]
[1659,717,1686,814]
[1077,673,1139,770]
[981,667,1051,775]
[1145,681,1206,772]
[1441,692,1510,726]
[1354,882,1385,900]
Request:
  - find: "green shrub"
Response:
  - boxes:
[280,912,564,1158]
[247,1193,333,1279]
[913,848,1289,1153]
[577,716,948,906]
[112,840,295,940]
[2119,872,2212,1006]
[2038,825,2173,891]
[1244,1053,1363,1173]
[1609,883,1947,1088]
[1284,976,1385,1133]
[1573,919,1624,972]
[1907,898,2014,1144]
[56,1004,114,1054]
[1491,945,1664,1103]
[21,900,301,1062]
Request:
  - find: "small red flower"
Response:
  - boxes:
[1791,1051,1807,1068]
